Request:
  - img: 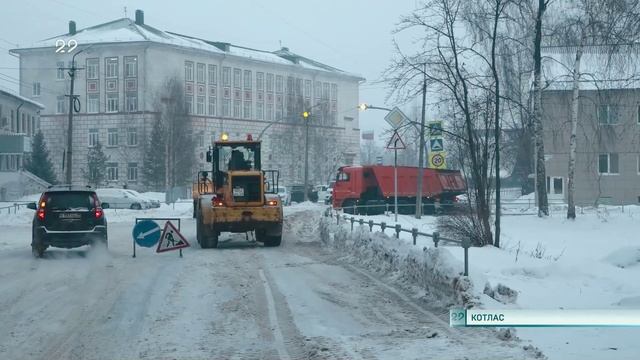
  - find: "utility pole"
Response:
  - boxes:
[303,111,310,202]
[64,47,89,185]
[415,63,427,219]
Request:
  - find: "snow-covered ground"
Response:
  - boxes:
[0,200,542,359]
[335,203,640,360]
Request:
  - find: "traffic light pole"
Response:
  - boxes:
[415,63,427,219]
[303,118,309,202]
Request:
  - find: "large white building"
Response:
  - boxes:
[11,10,363,190]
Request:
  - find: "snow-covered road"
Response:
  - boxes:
[0,209,536,359]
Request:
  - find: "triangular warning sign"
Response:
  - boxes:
[156,221,190,253]
[386,130,406,150]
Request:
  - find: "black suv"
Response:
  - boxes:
[27,185,109,257]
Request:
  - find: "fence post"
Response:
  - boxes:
[386,203,389,215]
[368,220,374,232]
[432,231,440,248]
[337,214,340,225]
[350,217,355,232]
[359,218,364,226]
[395,224,401,239]
[461,238,471,276]
[380,222,386,234]
[411,228,418,246]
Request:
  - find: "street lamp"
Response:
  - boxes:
[302,110,311,202]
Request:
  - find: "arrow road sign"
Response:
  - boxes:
[156,221,190,253]
[132,220,161,248]
[386,130,406,150]
[430,138,444,152]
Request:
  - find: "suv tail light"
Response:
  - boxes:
[92,194,104,219]
[37,196,47,221]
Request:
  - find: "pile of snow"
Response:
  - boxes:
[338,205,640,359]
[319,216,477,307]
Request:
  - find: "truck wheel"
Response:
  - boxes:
[263,235,282,247]
[343,200,357,214]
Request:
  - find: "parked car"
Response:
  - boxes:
[96,188,150,210]
[124,189,161,208]
[276,186,291,206]
[315,185,330,204]
[290,184,318,203]
[27,185,109,257]
[327,181,335,204]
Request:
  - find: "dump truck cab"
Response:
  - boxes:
[194,134,283,248]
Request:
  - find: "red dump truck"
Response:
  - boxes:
[332,165,467,214]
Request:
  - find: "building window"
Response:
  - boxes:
[185,96,193,114]
[127,163,138,182]
[314,81,321,99]
[599,153,619,174]
[127,127,138,146]
[208,64,217,85]
[244,70,252,89]
[233,68,241,88]
[266,103,273,121]
[637,105,640,124]
[125,93,137,112]
[56,96,66,114]
[86,58,99,79]
[256,72,264,92]
[56,61,65,80]
[87,94,99,113]
[88,129,99,147]
[185,61,194,82]
[222,67,231,86]
[222,98,231,116]
[331,83,338,100]
[323,83,330,99]
[107,163,119,181]
[106,93,119,112]
[197,96,205,115]
[32,82,41,97]
[266,73,274,92]
[304,80,311,98]
[234,100,241,118]
[196,63,205,83]
[256,102,264,120]
[243,101,252,119]
[107,128,118,147]
[276,75,283,93]
[209,96,217,116]
[105,57,118,78]
[598,104,619,125]
[124,56,137,77]
[197,131,204,147]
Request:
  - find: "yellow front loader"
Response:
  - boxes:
[193,135,283,248]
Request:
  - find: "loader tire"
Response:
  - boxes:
[263,235,282,247]
[197,214,218,249]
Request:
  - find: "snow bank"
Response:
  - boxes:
[319,216,478,307]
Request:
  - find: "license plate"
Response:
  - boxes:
[59,213,81,219]
[233,188,245,197]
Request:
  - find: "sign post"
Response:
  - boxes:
[387,130,406,222]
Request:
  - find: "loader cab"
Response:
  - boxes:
[208,141,261,187]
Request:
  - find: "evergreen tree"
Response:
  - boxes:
[24,130,57,184]
[142,118,166,191]
[84,141,108,187]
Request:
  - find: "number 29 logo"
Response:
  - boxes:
[55,39,78,53]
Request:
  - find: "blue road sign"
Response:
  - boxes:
[132,220,161,248]
[430,138,444,152]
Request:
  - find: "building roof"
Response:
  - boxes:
[542,44,640,91]
[11,17,363,80]
[0,88,45,109]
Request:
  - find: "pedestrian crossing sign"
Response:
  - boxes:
[430,138,444,152]
[156,221,190,253]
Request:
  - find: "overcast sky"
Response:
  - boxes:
[0,0,421,142]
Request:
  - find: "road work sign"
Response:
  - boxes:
[429,151,447,169]
[156,221,190,253]
[132,220,161,248]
